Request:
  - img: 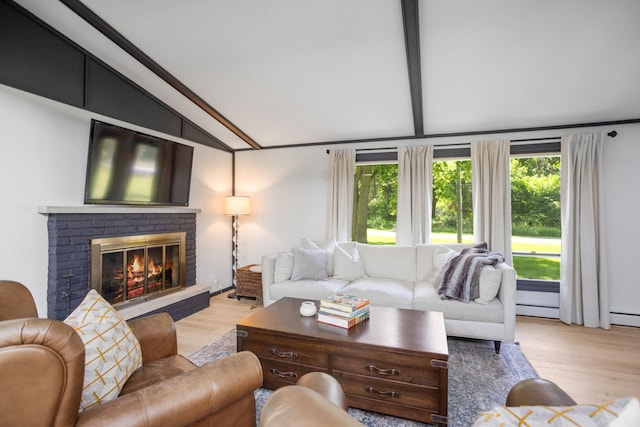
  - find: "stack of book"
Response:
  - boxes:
[317,294,370,329]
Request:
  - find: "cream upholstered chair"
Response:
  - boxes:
[0,280,263,427]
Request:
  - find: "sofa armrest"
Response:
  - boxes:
[77,351,263,427]
[127,312,177,364]
[496,262,517,342]
[262,254,278,306]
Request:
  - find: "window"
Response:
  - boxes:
[351,142,562,289]
[431,159,473,244]
[510,156,561,283]
[352,163,397,245]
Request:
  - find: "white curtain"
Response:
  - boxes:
[471,139,513,265]
[560,132,610,329]
[327,149,355,242]
[397,145,433,245]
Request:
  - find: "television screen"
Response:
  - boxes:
[84,120,194,206]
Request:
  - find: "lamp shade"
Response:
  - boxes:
[224,196,251,215]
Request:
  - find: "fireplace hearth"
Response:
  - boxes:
[90,233,186,306]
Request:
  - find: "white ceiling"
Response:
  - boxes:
[14,0,640,150]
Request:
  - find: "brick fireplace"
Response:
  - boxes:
[42,207,209,321]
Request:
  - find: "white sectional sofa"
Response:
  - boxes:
[261,240,517,353]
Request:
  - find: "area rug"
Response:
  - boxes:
[189,330,538,427]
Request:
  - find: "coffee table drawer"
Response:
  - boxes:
[332,353,443,388]
[334,371,441,411]
[240,332,328,367]
[260,358,328,388]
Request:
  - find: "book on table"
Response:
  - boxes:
[317,308,370,329]
[320,294,370,313]
[318,303,370,318]
[318,294,370,329]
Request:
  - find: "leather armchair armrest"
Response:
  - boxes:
[77,351,263,427]
[261,386,363,427]
[127,312,177,363]
[506,378,577,407]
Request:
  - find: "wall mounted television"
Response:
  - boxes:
[84,120,194,206]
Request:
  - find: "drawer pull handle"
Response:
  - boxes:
[269,348,298,359]
[268,368,298,379]
[365,386,400,398]
[365,365,400,376]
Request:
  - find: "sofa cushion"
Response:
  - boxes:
[413,281,503,323]
[356,244,416,282]
[340,277,414,310]
[64,290,143,411]
[474,266,502,304]
[333,243,365,281]
[300,238,336,276]
[270,278,350,302]
[274,252,294,283]
[291,247,329,280]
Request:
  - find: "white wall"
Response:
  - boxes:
[234,146,331,265]
[0,85,233,316]
[602,124,640,324]
[236,124,640,325]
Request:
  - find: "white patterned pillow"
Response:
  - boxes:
[64,290,142,411]
[472,397,639,426]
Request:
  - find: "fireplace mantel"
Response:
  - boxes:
[38,205,202,215]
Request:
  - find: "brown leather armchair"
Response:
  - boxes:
[0,280,263,427]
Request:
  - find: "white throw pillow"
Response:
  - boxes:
[333,243,365,281]
[273,252,294,282]
[427,246,457,283]
[300,238,336,276]
[474,266,502,304]
[291,247,329,280]
[64,290,142,411]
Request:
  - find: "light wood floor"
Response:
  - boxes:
[176,291,640,404]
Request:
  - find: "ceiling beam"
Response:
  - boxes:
[401,0,424,138]
[59,0,262,150]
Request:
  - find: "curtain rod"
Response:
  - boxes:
[327,130,617,153]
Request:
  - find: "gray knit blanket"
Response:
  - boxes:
[436,242,505,303]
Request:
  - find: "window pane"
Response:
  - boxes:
[510,156,561,280]
[353,163,397,245]
[431,160,473,244]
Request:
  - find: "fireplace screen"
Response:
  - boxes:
[91,233,186,305]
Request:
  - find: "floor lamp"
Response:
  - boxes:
[224,196,251,299]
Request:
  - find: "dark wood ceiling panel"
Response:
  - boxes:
[182,121,230,152]
[86,58,182,137]
[0,1,84,107]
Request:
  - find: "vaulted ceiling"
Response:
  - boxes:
[13,0,640,151]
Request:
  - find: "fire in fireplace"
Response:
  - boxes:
[90,233,186,305]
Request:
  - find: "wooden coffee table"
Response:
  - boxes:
[236,297,449,425]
